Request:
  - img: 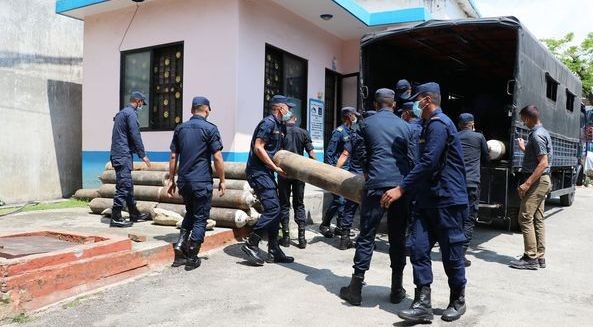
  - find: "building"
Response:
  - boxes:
[56,0,479,188]
[0,0,83,204]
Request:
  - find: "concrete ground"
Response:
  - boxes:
[4,187,593,327]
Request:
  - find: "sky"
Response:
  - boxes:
[474,0,593,43]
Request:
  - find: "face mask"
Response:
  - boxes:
[412,101,423,118]
[282,111,293,122]
[351,115,358,124]
[401,90,411,100]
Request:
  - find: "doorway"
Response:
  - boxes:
[324,69,359,150]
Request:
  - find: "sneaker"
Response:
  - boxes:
[509,255,538,270]
[538,258,546,268]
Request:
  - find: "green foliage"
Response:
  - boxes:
[10,313,32,323]
[542,32,593,99]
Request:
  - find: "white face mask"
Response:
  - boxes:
[351,115,358,124]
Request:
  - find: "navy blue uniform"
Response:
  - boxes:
[110,105,146,210]
[170,116,223,243]
[400,108,468,289]
[340,122,365,231]
[246,115,286,238]
[279,125,314,228]
[408,118,423,164]
[323,124,350,225]
[458,129,489,248]
[353,108,413,275]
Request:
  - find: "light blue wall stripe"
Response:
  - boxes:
[56,0,109,13]
[82,150,250,188]
[332,0,430,25]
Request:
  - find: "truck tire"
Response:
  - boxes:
[576,165,584,186]
[560,192,575,206]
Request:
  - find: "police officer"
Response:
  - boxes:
[109,91,151,228]
[335,107,363,251]
[394,79,412,114]
[241,95,295,266]
[167,96,226,270]
[458,113,489,267]
[278,115,316,249]
[340,89,413,306]
[320,109,355,238]
[381,82,468,323]
[399,101,423,163]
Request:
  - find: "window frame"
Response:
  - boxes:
[545,72,559,102]
[565,88,575,112]
[263,44,308,128]
[120,41,184,132]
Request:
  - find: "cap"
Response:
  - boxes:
[374,88,395,100]
[192,96,210,107]
[362,110,376,118]
[395,79,411,91]
[409,82,441,101]
[458,113,475,124]
[131,91,147,103]
[341,106,360,117]
[397,101,415,114]
[270,95,296,108]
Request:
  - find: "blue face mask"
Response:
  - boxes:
[282,111,293,122]
[412,101,422,118]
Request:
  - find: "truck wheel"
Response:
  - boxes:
[560,192,575,206]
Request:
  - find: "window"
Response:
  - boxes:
[263,44,307,128]
[545,73,558,101]
[566,89,575,112]
[121,42,184,131]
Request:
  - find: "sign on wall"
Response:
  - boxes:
[308,99,324,151]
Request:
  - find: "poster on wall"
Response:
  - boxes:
[308,99,324,151]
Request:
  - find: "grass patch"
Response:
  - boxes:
[61,296,86,309]
[10,313,32,324]
[0,199,89,216]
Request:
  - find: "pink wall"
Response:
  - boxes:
[83,0,240,152]
[82,0,360,153]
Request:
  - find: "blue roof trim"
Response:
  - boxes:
[332,0,430,26]
[56,0,110,14]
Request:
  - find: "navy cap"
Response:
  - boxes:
[362,110,376,118]
[131,91,147,103]
[374,88,396,100]
[458,113,474,124]
[409,82,441,101]
[270,95,296,108]
[395,79,411,91]
[397,101,415,114]
[341,106,360,117]
[192,96,210,107]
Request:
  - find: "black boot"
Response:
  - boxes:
[319,213,334,238]
[463,248,472,267]
[241,231,266,266]
[185,240,202,271]
[267,238,295,263]
[128,204,150,222]
[280,228,290,248]
[110,207,133,228]
[172,229,190,267]
[398,286,433,323]
[339,274,364,306]
[390,270,406,304]
[297,224,307,249]
[441,288,466,322]
[338,229,354,250]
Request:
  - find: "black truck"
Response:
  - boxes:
[359,16,583,229]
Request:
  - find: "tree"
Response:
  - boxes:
[542,32,593,100]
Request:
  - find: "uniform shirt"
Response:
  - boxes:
[400,108,468,208]
[110,105,146,159]
[459,129,489,187]
[246,114,286,176]
[283,124,314,156]
[407,118,423,164]
[324,124,350,168]
[343,123,365,174]
[359,108,413,189]
[170,115,223,183]
[522,124,552,174]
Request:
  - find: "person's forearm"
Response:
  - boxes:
[168,153,177,182]
[213,152,225,182]
[255,145,277,170]
[336,151,349,169]
[526,159,547,186]
[308,150,317,161]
